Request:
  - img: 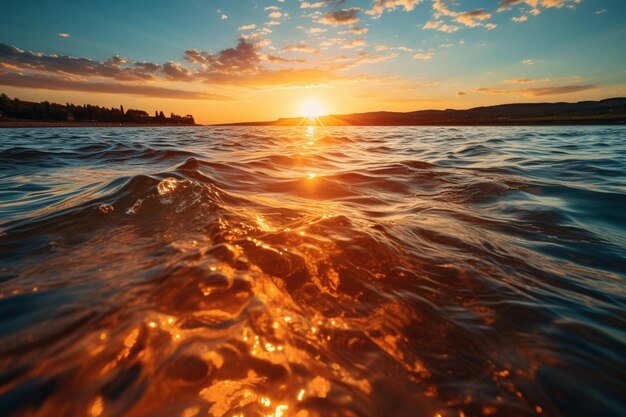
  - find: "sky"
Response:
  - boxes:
[1,0,625,124]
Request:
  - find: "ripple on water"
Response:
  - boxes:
[0,125,625,417]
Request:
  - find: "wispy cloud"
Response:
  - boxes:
[367,0,422,17]
[281,43,321,54]
[423,20,459,33]
[340,38,366,49]
[455,10,495,28]
[0,72,230,100]
[0,43,158,81]
[339,27,368,35]
[300,1,326,9]
[238,23,256,31]
[413,51,434,60]
[476,84,596,96]
[319,8,360,25]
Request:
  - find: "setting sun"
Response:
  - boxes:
[1,2,624,417]
[299,99,327,119]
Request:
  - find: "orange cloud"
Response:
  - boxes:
[319,8,360,25]
[281,44,321,54]
[0,72,230,99]
[0,43,159,81]
[367,0,422,16]
[455,10,492,27]
[476,84,597,96]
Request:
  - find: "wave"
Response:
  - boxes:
[0,126,625,417]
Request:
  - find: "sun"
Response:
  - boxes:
[299,98,327,119]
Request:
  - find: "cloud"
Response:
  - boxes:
[413,51,434,60]
[497,0,583,14]
[426,1,497,30]
[382,97,442,104]
[352,51,398,65]
[266,55,307,64]
[185,39,343,88]
[476,84,597,96]
[184,38,262,74]
[0,72,229,100]
[422,20,459,32]
[319,51,398,71]
[522,58,535,65]
[319,8,360,25]
[281,44,321,54]
[423,20,441,29]
[162,61,194,81]
[339,37,366,49]
[195,68,343,88]
[134,62,161,73]
[58,33,71,38]
[268,11,283,19]
[300,1,326,9]
[497,0,524,10]
[456,91,467,96]
[0,33,410,97]
[220,14,228,20]
[502,78,535,84]
[432,0,457,17]
[339,27,368,35]
[367,0,422,16]
[238,23,256,31]
[455,10,492,27]
[502,75,581,84]
[512,15,528,22]
[0,42,159,81]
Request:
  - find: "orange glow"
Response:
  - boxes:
[89,397,103,417]
[4,81,616,125]
[299,98,327,119]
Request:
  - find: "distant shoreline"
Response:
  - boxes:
[218,98,626,127]
[215,119,626,127]
[2,120,625,128]
[0,121,198,128]
[2,97,625,127]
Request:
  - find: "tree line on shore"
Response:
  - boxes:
[0,94,195,125]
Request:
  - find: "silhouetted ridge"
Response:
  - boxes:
[221,98,626,126]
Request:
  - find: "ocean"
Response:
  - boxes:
[0,126,625,417]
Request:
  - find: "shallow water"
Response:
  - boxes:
[0,126,625,417]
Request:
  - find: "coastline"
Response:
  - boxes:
[215,119,626,127]
[0,120,198,128]
[2,120,625,128]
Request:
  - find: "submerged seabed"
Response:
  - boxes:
[0,126,625,417]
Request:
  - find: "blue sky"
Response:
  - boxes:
[1,0,625,123]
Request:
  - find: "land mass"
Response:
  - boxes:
[220,98,626,126]
[0,93,196,127]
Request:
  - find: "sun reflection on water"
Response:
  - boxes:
[1,125,610,417]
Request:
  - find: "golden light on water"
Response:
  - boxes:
[4,114,617,417]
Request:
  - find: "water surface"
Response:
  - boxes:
[0,126,625,417]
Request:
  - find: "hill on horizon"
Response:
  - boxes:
[219,98,626,126]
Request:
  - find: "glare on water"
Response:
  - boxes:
[0,126,625,417]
